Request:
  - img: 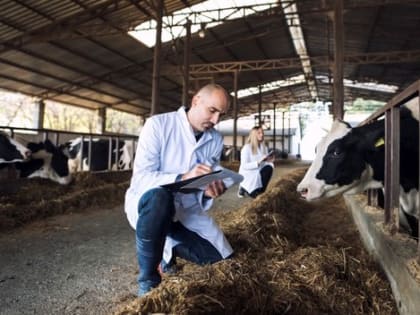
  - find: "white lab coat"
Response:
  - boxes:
[238,143,274,193]
[125,106,233,262]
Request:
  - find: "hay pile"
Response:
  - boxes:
[115,168,397,315]
[0,171,130,232]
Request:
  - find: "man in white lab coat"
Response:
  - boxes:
[125,83,233,296]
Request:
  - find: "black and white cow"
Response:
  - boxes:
[297,103,419,236]
[0,131,31,163]
[15,139,72,185]
[62,137,134,172]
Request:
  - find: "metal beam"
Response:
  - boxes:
[0,73,107,107]
[161,50,420,75]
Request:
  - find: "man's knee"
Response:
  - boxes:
[138,187,175,220]
[143,187,173,201]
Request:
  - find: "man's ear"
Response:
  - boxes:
[191,94,199,107]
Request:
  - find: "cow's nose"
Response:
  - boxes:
[297,187,308,197]
[25,150,32,158]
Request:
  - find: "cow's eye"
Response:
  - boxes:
[333,148,341,157]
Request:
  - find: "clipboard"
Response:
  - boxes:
[161,167,243,193]
[263,149,275,160]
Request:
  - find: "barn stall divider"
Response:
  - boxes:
[347,79,420,315]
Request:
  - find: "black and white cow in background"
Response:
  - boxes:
[14,139,72,185]
[62,137,134,172]
[0,131,31,164]
[297,102,419,237]
[1,133,72,185]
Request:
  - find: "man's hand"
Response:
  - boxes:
[181,163,212,180]
[204,180,226,198]
[181,163,226,198]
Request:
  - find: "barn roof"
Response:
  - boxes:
[0,0,419,120]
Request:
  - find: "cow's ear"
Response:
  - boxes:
[59,144,72,158]
[364,127,385,151]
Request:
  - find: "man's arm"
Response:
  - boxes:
[129,118,178,193]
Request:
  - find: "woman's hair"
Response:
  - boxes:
[247,126,263,155]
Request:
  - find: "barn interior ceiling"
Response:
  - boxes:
[0,0,419,121]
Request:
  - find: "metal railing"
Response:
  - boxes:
[0,126,138,173]
[360,79,420,258]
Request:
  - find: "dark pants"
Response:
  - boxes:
[136,187,223,296]
[248,165,273,198]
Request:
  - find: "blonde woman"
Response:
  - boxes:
[238,126,274,198]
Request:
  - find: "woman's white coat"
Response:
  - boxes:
[238,143,274,193]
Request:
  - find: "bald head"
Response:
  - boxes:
[188,83,230,132]
[195,84,231,108]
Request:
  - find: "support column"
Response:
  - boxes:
[151,0,163,116]
[258,86,262,125]
[36,99,45,129]
[288,111,291,153]
[233,70,239,161]
[182,20,191,106]
[418,93,420,260]
[273,103,277,151]
[97,107,106,134]
[282,110,285,152]
[333,0,344,120]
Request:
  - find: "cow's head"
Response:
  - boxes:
[297,119,384,201]
[16,139,72,185]
[118,141,134,170]
[60,138,82,160]
[0,132,31,163]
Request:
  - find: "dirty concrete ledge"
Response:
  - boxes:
[344,194,420,315]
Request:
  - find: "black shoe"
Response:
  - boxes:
[159,259,178,275]
[237,187,245,198]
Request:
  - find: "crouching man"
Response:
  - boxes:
[125,84,233,296]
